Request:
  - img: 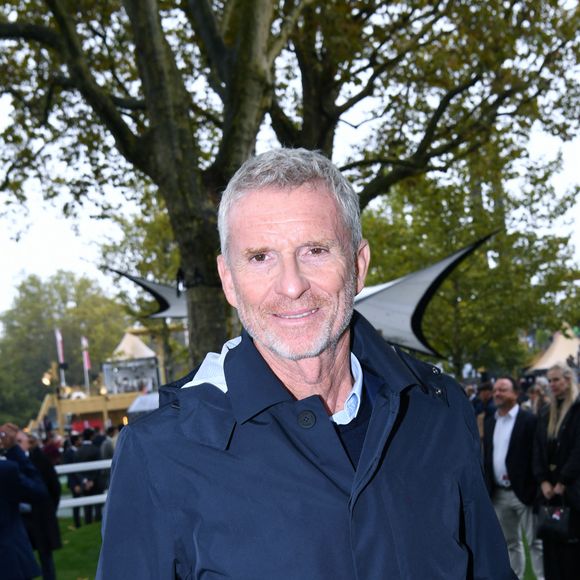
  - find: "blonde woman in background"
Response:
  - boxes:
[533,363,580,580]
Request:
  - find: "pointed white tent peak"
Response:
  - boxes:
[111,332,156,361]
[355,237,492,356]
[528,326,580,372]
[109,269,186,319]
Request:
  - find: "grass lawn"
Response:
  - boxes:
[53,518,101,580]
[525,560,538,580]
[523,538,539,580]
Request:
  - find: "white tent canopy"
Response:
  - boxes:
[528,329,580,372]
[110,269,186,319]
[110,333,156,361]
[354,243,480,356]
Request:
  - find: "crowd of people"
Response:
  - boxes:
[467,362,580,580]
[2,368,578,580]
[0,423,120,580]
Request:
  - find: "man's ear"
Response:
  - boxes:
[217,254,238,308]
[355,239,371,295]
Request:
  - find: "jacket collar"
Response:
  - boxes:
[224,330,294,424]
[350,310,424,395]
[223,311,423,424]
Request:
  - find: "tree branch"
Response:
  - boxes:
[1,129,64,192]
[340,157,425,172]
[352,46,444,116]
[44,0,139,165]
[413,73,482,161]
[183,0,229,88]
[354,33,571,206]
[333,3,447,116]
[85,19,135,101]
[356,75,533,210]
[0,21,63,50]
[269,96,300,146]
[358,164,424,209]
[122,0,205,200]
[267,0,316,63]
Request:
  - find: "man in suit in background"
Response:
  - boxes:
[76,428,103,524]
[483,376,544,579]
[62,433,82,528]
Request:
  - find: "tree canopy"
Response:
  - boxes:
[1,0,579,363]
[0,271,130,425]
[363,137,579,376]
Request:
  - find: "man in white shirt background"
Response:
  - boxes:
[483,376,544,579]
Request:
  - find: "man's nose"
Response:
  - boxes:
[274,256,310,299]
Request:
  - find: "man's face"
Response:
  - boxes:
[492,379,518,411]
[217,184,370,361]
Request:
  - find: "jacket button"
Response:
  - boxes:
[298,410,316,429]
[432,367,440,374]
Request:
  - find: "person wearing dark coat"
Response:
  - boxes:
[98,149,515,580]
[1,423,48,580]
[75,428,103,524]
[473,381,497,440]
[483,376,543,579]
[92,428,106,450]
[533,362,580,580]
[17,433,62,580]
[62,433,82,528]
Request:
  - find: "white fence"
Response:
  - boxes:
[55,459,112,510]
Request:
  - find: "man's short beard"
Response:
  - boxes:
[236,274,357,361]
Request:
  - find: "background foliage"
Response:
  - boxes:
[0,271,129,425]
[363,132,579,376]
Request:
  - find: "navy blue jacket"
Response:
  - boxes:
[98,312,514,579]
[0,445,48,580]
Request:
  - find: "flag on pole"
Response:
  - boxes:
[54,328,65,364]
[81,336,92,371]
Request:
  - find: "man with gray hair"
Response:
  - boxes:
[98,149,514,579]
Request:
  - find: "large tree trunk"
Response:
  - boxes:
[166,179,230,364]
[185,285,229,365]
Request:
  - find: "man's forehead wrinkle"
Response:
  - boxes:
[233,212,337,226]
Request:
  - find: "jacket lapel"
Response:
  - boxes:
[349,312,421,507]
[506,409,523,463]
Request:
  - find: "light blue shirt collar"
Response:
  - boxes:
[330,353,363,426]
[186,338,364,426]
